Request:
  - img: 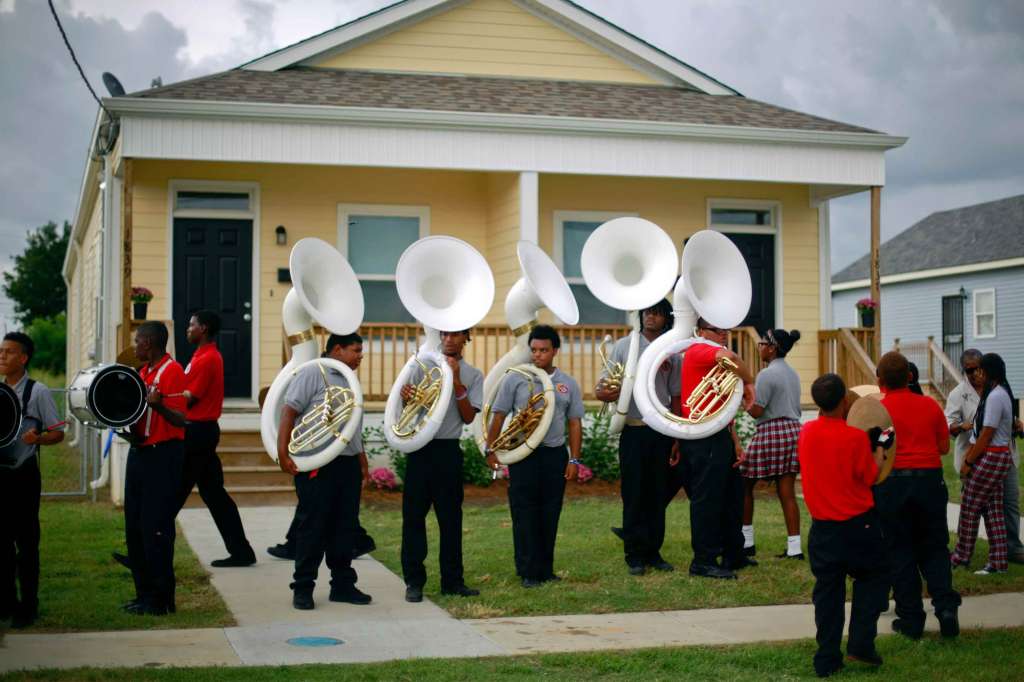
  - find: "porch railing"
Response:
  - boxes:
[893,336,962,402]
[818,328,876,388]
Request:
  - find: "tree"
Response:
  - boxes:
[2,221,70,325]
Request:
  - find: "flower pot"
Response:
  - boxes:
[133,302,148,320]
[859,309,875,328]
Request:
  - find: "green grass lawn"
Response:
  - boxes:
[942,437,1024,504]
[10,500,233,632]
[361,494,1024,619]
[3,627,1023,681]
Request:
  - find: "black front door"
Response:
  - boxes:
[172,218,253,398]
[723,233,775,333]
[942,294,965,382]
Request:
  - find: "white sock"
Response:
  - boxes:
[787,535,802,556]
[742,525,754,548]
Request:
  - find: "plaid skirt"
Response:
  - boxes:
[741,417,801,479]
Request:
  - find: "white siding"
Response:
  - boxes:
[832,266,1024,389]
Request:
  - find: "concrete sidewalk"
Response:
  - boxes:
[3,506,1024,672]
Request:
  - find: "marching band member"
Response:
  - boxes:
[952,352,1019,574]
[595,299,680,575]
[674,317,756,580]
[486,325,584,588]
[276,333,370,610]
[400,329,483,603]
[741,328,804,560]
[874,351,961,639]
[800,373,889,677]
[0,332,64,628]
[124,322,187,616]
[177,310,256,567]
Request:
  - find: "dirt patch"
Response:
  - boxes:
[363,478,622,508]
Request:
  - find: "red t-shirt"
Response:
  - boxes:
[678,342,724,419]
[185,343,225,422]
[798,416,878,521]
[134,354,186,446]
[880,388,948,470]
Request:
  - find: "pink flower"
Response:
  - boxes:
[369,467,397,490]
[856,297,878,310]
[576,463,594,483]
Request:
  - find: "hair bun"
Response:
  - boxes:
[789,329,801,342]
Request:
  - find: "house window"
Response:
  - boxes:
[973,288,996,338]
[175,191,251,212]
[554,212,634,325]
[710,207,772,226]
[338,205,428,323]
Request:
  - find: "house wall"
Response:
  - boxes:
[485,172,521,321]
[538,175,822,402]
[130,160,499,387]
[832,266,1024,389]
[312,0,660,84]
[67,197,103,378]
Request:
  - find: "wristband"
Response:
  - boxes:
[569,458,582,465]
[454,388,468,401]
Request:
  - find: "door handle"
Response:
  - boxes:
[243,313,252,322]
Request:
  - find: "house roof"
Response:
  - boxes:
[832,194,1024,284]
[128,67,877,134]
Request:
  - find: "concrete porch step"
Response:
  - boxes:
[184,484,296,508]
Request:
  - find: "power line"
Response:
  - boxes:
[47,0,111,118]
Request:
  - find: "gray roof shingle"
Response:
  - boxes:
[832,194,1024,284]
[128,67,879,134]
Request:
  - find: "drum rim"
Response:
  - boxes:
[0,383,20,446]
[85,364,147,427]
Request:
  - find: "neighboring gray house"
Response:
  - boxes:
[832,194,1024,391]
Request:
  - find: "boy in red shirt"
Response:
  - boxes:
[799,373,889,677]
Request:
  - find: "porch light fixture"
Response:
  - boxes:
[275,225,287,245]
[959,286,967,300]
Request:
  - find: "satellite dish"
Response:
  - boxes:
[102,72,125,97]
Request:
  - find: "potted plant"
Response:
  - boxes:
[856,297,878,328]
[131,286,154,320]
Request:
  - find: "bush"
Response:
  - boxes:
[24,312,66,375]
[734,410,757,449]
[363,425,406,488]
[460,434,493,487]
[581,410,620,481]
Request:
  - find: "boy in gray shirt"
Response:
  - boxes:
[0,332,65,628]
[485,325,584,587]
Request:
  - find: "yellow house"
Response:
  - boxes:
[63,0,903,502]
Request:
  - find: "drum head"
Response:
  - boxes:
[847,395,896,484]
[0,383,21,448]
[87,364,147,428]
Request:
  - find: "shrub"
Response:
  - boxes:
[460,434,494,487]
[581,410,620,481]
[25,312,66,375]
[576,462,594,483]
[734,410,757,450]
[363,425,406,488]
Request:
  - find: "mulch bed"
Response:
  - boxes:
[362,478,622,507]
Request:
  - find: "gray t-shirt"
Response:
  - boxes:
[973,384,1014,448]
[0,375,62,470]
[408,357,483,440]
[284,362,362,457]
[752,358,802,424]
[492,366,584,447]
[945,379,981,470]
[600,334,681,421]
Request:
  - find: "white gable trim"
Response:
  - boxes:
[831,257,1024,291]
[240,0,738,94]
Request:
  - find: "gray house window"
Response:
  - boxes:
[973,288,996,338]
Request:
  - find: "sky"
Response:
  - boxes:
[0,0,1022,330]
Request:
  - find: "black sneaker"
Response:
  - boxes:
[353,536,377,560]
[125,602,169,617]
[628,564,646,576]
[521,578,544,588]
[892,618,923,640]
[743,544,756,557]
[610,526,624,541]
[10,604,38,628]
[541,574,562,583]
[211,553,257,568]
[267,543,295,561]
[112,552,131,569]
[441,584,480,597]
[724,556,758,570]
[776,551,805,560]
[846,649,883,666]
[689,563,738,580]
[292,592,314,610]
[405,586,423,603]
[329,586,372,605]
[648,559,675,572]
[937,609,959,638]
[816,661,845,678]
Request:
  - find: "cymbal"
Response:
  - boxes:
[847,395,896,484]
[849,384,882,398]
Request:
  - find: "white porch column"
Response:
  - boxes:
[817,199,832,328]
[519,171,538,243]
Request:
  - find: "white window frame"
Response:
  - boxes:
[973,287,996,339]
[167,179,260,406]
[552,210,637,285]
[706,198,784,327]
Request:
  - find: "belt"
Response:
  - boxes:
[886,467,942,478]
[624,418,646,427]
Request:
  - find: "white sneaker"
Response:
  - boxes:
[974,565,1007,575]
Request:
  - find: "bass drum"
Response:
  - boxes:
[0,383,21,447]
[68,364,147,428]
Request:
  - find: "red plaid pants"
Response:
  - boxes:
[952,447,1012,570]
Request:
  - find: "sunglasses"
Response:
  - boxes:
[700,325,727,335]
[964,367,979,375]
[757,340,774,347]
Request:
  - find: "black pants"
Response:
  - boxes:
[126,441,184,609]
[291,455,361,594]
[664,457,691,507]
[177,421,254,559]
[283,509,373,554]
[809,510,888,674]
[401,439,465,590]
[873,470,961,626]
[0,457,41,614]
[619,425,672,567]
[679,429,744,568]
[508,445,567,581]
